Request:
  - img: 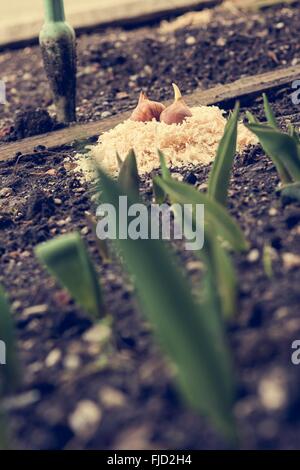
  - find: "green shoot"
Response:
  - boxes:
[246,94,300,184]
[208,102,240,206]
[96,168,237,442]
[155,170,239,319]
[263,93,278,129]
[154,150,172,204]
[246,123,299,183]
[155,152,242,318]
[245,111,259,124]
[158,149,172,181]
[204,231,237,319]
[280,182,300,204]
[263,244,274,278]
[287,123,300,145]
[118,149,140,200]
[154,176,248,252]
[153,178,166,204]
[35,232,104,320]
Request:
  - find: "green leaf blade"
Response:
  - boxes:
[208,236,237,319]
[280,182,300,204]
[157,149,172,181]
[263,93,278,129]
[155,176,248,252]
[35,232,103,320]
[245,111,259,124]
[118,149,140,200]
[97,168,236,441]
[207,102,240,206]
[247,124,300,183]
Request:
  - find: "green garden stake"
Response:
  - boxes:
[40,0,77,123]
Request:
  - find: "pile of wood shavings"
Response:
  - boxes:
[77,105,257,178]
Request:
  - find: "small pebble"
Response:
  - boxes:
[143,65,152,75]
[64,354,81,370]
[99,386,126,408]
[2,390,41,411]
[116,91,129,100]
[73,187,85,193]
[22,304,48,317]
[247,249,260,263]
[56,216,71,227]
[28,362,44,374]
[185,36,196,46]
[56,219,67,227]
[45,349,62,368]
[258,371,287,411]
[274,307,289,320]
[69,400,102,438]
[216,37,226,47]
[0,187,13,198]
[54,198,62,205]
[282,252,300,270]
[101,111,111,119]
[268,207,278,216]
[45,169,56,176]
[83,323,112,344]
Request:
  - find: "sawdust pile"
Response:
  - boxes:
[80,105,256,177]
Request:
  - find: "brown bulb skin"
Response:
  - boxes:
[130,92,165,122]
[160,83,192,125]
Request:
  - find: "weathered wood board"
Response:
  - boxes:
[1,65,299,162]
[1,0,219,48]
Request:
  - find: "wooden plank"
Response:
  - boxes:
[185,65,300,107]
[1,64,300,163]
[0,0,219,48]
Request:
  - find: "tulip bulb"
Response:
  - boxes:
[160,83,192,125]
[130,92,165,122]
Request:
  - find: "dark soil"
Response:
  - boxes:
[2,108,61,142]
[1,2,300,140]
[1,130,300,450]
[1,1,300,451]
